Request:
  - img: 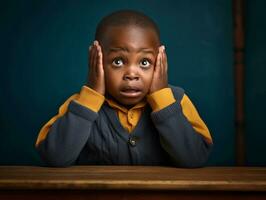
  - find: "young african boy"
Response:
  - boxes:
[35,10,213,167]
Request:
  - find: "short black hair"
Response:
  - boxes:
[95,10,160,42]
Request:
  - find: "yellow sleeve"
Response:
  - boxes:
[75,86,105,112]
[181,94,213,144]
[35,86,105,147]
[147,88,176,112]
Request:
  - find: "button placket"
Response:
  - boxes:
[129,111,133,118]
[128,111,134,124]
[129,137,137,147]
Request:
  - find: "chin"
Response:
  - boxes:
[120,99,141,106]
[118,96,144,107]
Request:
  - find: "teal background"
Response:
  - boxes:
[245,0,266,166]
[0,0,265,166]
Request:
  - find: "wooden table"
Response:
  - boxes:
[0,166,265,199]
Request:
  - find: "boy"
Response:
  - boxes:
[35,10,213,167]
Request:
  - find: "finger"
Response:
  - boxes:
[159,46,164,75]
[162,47,168,85]
[97,45,103,73]
[91,42,98,68]
[90,42,97,65]
[162,46,168,72]
[94,40,102,75]
[155,47,162,73]
[92,45,98,73]
[89,45,93,69]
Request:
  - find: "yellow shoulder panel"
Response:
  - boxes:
[181,94,213,144]
[35,93,79,147]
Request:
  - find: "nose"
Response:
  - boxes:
[123,66,140,81]
[123,73,139,81]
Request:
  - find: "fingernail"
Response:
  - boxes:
[161,45,165,51]
[94,40,98,45]
[89,45,92,50]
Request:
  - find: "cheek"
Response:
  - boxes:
[105,71,115,85]
[142,70,154,87]
[104,68,122,90]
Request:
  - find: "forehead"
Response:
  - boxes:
[100,25,160,52]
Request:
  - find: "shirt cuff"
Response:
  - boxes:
[75,86,105,112]
[147,88,176,112]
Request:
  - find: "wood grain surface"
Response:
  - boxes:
[0,166,265,191]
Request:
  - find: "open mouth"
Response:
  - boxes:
[120,87,142,98]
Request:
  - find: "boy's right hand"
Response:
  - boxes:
[87,40,105,95]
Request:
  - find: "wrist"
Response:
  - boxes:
[76,86,105,112]
[86,81,105,95]
[147,88,176,112]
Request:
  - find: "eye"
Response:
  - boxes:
[140,58,151,68]
[112,58,124,67]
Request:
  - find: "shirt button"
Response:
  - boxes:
[129,137,137,147]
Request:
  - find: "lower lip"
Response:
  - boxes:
[120,90,142,98]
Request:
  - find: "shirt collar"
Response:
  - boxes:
[105,98,147,113]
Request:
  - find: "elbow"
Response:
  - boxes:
[41,154,75,167]
[173,142,213,168]
[179,157,209,168]
[173,157,207,168]
[36,143,75,167]
[45,159,74,168]
[186,139,213,168]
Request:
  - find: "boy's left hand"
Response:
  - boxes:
[149,45,168,93]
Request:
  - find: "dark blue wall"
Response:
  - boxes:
[1,0,239,165]
[245,0,266,166]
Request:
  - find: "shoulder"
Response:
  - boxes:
[168,84,185,102]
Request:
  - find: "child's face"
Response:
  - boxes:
[101,25,160,106]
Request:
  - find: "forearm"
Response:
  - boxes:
[148,87,212,167]
[36,86,105,167]
[36,101,99,167]
[151,102,212,168]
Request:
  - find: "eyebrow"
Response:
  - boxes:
[108,47,155,55]
[109,47,128,53]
